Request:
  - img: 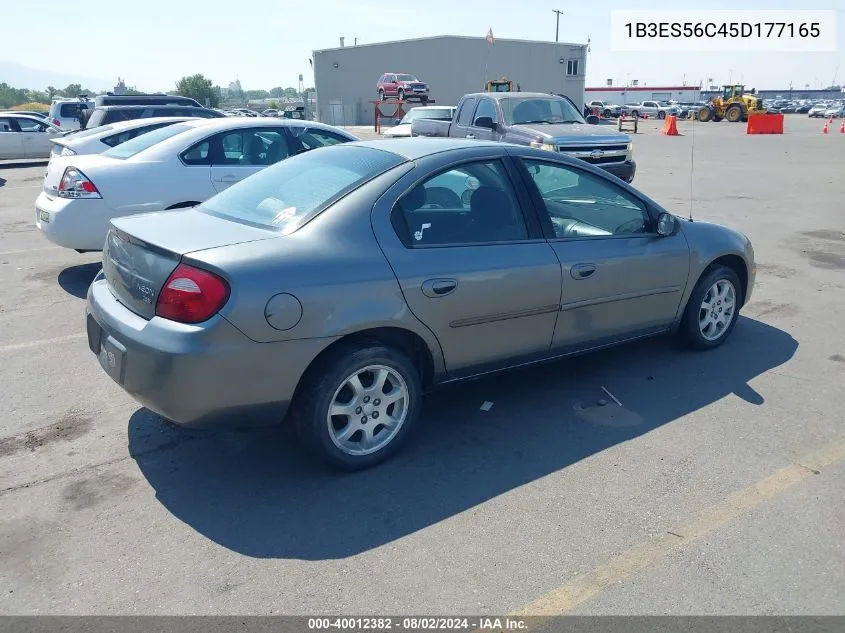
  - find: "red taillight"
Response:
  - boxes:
[155,263,230,324]
[53,119,61,126]
[57,167,101,199]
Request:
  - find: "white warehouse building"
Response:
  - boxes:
[585,85,702,106]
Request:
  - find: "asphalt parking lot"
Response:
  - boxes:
[1,116,844,615]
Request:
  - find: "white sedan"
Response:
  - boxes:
[0,113,62,159]
[35,117,358,252]
[383,106,456,138]
[49,117,192,159]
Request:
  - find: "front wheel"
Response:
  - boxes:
[378,89,385,101]
[679,265,742,350]
[658,111,666,120]
[294,343,422,470]
[397,88,405,101]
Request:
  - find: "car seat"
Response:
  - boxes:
[424,186,463,209]
[469,186,526,242]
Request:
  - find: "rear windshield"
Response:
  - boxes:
[198,145,405,234]
[66,124,117,140]
[101,123,193,159]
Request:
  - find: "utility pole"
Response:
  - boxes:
[552,9,563,42]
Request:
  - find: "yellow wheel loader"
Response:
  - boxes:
[697,85,767,123]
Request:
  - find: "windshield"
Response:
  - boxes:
[198,145,405,234]
[400,108,454,124]
[501,97,585,125]
[396,74,418,82]
[101,123,194,159]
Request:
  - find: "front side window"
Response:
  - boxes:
[16,118,47,132]
[521,159,650,238]
[215,129,290,166]
[501,97,584,125]
[395,160,528,246]
[473,99,499,125]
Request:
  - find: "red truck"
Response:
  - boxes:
[377,73,430,102]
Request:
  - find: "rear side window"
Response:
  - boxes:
[288,127,351,151]
[0,117,14,132]
[100,122,175,148]
[60,103,89,118]
[101,122,193,159]
[198,145,404,233]
[456,98,478,125]
[181,140,211,165]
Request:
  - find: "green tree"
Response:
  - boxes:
[269,86,284,98]
[175,74,219,107]
[46,86,59,100]
[0,83,29,108]
[267,100,280,109]
[62,83,83,97]
[245,89,269,100]
[26,90,49,104]
[284,87,297,97]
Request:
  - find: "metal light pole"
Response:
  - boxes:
[552,9,563,42]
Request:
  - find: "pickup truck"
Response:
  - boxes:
[620,101,679,119]
[586,100,622,118]
[411,91,636,183]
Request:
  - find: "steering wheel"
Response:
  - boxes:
[613,218,645,234]
[423,203,446,210]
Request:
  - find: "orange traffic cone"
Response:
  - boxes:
[661,115,680,136]
[839,121,845,134]
[823,122,829,134]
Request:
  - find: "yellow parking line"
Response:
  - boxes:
[508,439,845,620]
[0,333,85,353]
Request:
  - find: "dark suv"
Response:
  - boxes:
[377,73,430,102]
[84,105,224,129]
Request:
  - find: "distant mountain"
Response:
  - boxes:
[0,61,113,91]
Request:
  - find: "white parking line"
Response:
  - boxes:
[0,333,85,353]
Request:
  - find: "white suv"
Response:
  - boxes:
[48,98,95,130]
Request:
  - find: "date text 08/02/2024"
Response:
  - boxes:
[307,618,529,631]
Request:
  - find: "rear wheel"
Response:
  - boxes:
[725,104,744,122]
[658,111,666,120]
[378,89,385,101]
[294,343,422,470]
[631,110,639,118]
[679,265,742,350]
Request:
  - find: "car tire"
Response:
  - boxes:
[294,343,422,471]
[631,110,639,118]
[679,265,742,350]
[378,89,385,101]
[658,111,666,120]
[397,88,405,101]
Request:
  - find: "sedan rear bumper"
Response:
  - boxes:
[86,274,336,428]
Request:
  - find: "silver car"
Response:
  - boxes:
[86,138,756,470]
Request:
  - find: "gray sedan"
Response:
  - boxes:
[86,138,756,470]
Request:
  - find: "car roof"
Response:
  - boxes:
[94,104,213,111]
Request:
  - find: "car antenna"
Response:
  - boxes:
[688,108,695,222]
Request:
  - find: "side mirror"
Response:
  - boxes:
[656,212,677,236]
[474,116,495,130]
[586,115,600,125]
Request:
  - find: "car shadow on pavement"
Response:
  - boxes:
[57,262,101,298]
[0,177,6,188]
[129,316,797,560]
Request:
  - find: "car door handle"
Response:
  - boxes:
[466,134,475,139]
[571,263,597,279]
[422,278,458,297]
[218,174,238,183]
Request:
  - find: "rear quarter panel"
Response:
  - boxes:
[189,163,446,377]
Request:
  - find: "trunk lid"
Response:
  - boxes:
[103,208,276,319]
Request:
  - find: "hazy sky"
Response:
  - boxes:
[3,0,842,91]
